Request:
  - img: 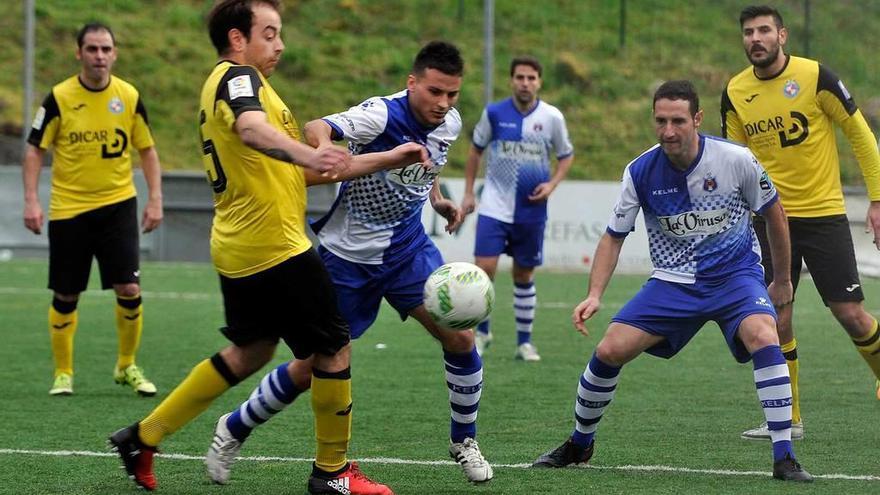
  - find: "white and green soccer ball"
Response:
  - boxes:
[424,262,495,330]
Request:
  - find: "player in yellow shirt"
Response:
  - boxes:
[23,22,164,397]
[108,1,423,493]
[721,5,880,440]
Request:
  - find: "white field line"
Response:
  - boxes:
[0,448,878,481]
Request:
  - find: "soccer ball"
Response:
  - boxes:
[424,262,495,330]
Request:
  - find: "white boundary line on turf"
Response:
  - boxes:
[1,448,878,482]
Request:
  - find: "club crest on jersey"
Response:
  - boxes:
[533,123,543,132]
[108,97,124,114]
[783,79,800,99]
[702,174,717,192]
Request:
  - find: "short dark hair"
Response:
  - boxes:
[740,5,784,28]
[653,80,700,117]
[510,56,542,77]
[412,41,464,77]
[207,0,281,55]
[76,22,115,48]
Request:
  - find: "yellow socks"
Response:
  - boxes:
[312,368,352,473]
[138,355,235,446]
[115,294,143,370]
[49,300,78,376]
[854,319,880,379]
[780,339,800,424]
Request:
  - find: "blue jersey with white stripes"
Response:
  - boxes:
[607,135,779,283]
[472,98,573,224]
[312,90,461,265]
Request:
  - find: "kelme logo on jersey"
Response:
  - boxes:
[657,208,729,238]
[108,97,124,114]
[783,79,800,98]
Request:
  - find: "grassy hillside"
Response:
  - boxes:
[2,0,879,182]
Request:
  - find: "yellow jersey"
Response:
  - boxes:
[721,55,880,217]
[198,61,311,278]
[27,75,155,220]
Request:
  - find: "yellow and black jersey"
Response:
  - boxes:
[721,55,880,217]
[198,61,311,278]
[27,75,155,220]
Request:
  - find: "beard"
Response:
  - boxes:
[747,43,780,69]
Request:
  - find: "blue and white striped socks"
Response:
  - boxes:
[572,353,620,447]
[752,345,794,461]
[514,281,536,345]
[225,362,304,441]
[445,348,483,443]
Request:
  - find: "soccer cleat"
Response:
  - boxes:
[206,413,242,484]
[475,331,493,356]
[772,454,813,482]
[307,461,394,495]
[49,373,73,396]
[741,421,804,440]
[108,423,158,491]
[449,437,493,482]
[532,439,594,468]
[514,342,541,362]
[114,364,157,396]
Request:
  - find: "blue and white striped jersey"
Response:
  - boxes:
[312,90,461,265]
[608,135,778,283]
[472,98,573,224]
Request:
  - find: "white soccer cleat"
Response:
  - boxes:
[449,437,493,482]
[514,342,541,362]
[474,332,493,356]
[206,413,242,484]
[741,421,804,440]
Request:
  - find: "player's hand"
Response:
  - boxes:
[142,197,163,233]
[460,192,476,217]
[865,201,880,250]
[388,142,431,169]
[23,199,44,235]
[767,279,793,308]
[572,296,601,336]
[312,144,351,179]
[528,182,556,203]
[433,199,463,233]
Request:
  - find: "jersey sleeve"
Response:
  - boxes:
[322,97,388,145]
[26,91,61,149]
[471,108,492,150]
[606,167,640,237]
[720,85,746,144]
[740,150,779,214]
[131,96,155,150]
[551,110,574,159]
[816,64,880,201]
[216,66,265,119]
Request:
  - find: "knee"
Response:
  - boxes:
[114,283,140,298]
[439,329,475,353]
[594,340,627,367]
[741,326,779,352]
[829,302,872,336]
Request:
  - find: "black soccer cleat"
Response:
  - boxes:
[772,454,813,482]
[532,439,594,468]
[108,423,158,490]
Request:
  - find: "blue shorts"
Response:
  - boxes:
[473,214,545,267]
[319,243,444,338]
[612,270,776,363]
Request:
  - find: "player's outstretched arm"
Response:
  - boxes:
[138,146,163,233]
[235,111,350,175]
[574,233,624,336]
[760,200,793,307]
[305,143,430,186]
[22,144,45,235]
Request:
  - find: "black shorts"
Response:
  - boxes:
[48,197,140,294]
[753,214,863,304]
[219,248,350,359]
